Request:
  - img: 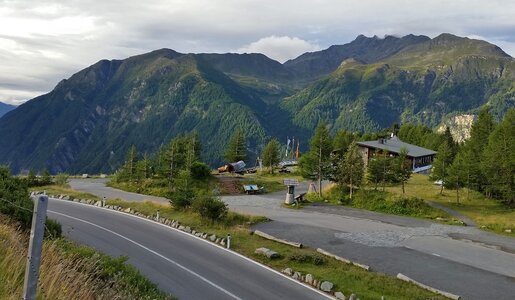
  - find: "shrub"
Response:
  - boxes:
[168,187,195,210]
[288,253,326,265]
[190,162,212,180]
[0,166,33,229]
[55,173,69,186]
[191,191,228,223]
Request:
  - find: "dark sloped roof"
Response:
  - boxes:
[357,136,436,157]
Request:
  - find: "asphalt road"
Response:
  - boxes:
[69,179,515,299]
[47,199,329,300]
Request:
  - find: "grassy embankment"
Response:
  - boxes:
[0,215,174,300]
[386,174,515,236]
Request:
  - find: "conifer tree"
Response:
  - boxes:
[481,108,514,205]
[224,129,247,162]
[394,148,412,196]
[431,140,453,195]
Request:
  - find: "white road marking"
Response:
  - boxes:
[432,253,441,257]
[49,198,332,299]
[48,210,242,300]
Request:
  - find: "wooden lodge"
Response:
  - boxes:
[356,136,437,173]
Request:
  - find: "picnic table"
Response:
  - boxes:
[243,184,263,194]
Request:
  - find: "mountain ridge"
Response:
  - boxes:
[1,33,513,173]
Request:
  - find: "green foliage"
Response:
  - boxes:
[41,169,52,185]
[288,253,326,265]
[0,166,33,229]
[191,191,228,222]
[299,123,333,195]
[350,190,443,218]
[431,140,453,194]
[44,218,62,239]
[168,170,195,210]
[480,108,514,205]
[336,141,364,199]
[54,173,69,186]
[189,162,212,180]
[393,148,412,196]
[224,129,247,163]
[261,139,281,174]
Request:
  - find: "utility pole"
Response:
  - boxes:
[23,195,48,300]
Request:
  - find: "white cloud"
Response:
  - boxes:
[236,36,321,63]
[1,0,515,105]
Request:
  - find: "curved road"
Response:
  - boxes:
[69,179,515,299]
[48,198,329,300]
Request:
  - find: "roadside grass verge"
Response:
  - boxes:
[386,174,515,236]
[306,184,460,225]
[105,199,444,299]
[29,184,100,201]
[0,215,174,300]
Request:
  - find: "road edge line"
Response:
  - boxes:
[396,273,461,300]
[49,198,333,299]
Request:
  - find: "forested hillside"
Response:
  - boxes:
[0,33,513,174]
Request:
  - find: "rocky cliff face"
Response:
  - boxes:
[438,114,478,143]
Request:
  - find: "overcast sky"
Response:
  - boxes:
[2,0,515,105]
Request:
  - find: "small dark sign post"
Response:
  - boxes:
[283,179,299,204]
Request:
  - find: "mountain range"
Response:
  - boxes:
[1,33,514,174]
[0,102,16,118]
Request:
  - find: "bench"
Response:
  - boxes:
[294,193,306,202]
[243,184,260,194]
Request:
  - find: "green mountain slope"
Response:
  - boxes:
[1,33,514,174]
[283,34,515,133]
[0,50,295,173]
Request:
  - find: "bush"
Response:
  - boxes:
[288,253,326,265]
[55,173,69,186]
[191,191,228,223]
[190,162,212,180]
[0,166,33,229]
[168,187,195,210]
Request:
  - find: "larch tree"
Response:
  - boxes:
[431,140,453,195]
[298,123,333,196]
[261,139,280,174]
[338,141,364,200]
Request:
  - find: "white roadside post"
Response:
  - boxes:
[23,195,48,300]
[227,234,231,249]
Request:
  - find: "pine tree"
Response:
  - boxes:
[465,107,495,191]
[481,108,514,205]
[447,152,468,203]
[298,123,333,196]
[41,169,52,185]
[261,139,280,174]
[431,140,453,194]
[224,129,247,163]
[337,142,364,199]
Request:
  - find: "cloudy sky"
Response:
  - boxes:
[2,0,515,105]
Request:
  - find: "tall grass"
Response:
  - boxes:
[0,215,174,300]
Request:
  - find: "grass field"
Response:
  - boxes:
[386,174,515,236]
[29,184,100,201]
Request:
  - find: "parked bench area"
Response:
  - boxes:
[243,185,263,194]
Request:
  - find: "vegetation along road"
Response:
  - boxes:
[47,197,329,300]
[70,179,515,300]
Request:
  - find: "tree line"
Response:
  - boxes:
[431,108,514,206]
